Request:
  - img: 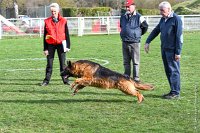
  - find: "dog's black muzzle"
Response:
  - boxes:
[60,70,68,77]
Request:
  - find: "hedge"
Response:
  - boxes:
[62,7,111,17]
[174,6,199,15]
[121,8,159,16]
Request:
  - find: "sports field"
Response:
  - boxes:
[0,32,199,132]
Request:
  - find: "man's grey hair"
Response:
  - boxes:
[50,3,60,11]
[159,1,172,11]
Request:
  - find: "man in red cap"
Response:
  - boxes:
[125,0,135,7]
[120,0,148,82]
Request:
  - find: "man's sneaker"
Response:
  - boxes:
[40,82,48,86]
[162,93,180,99]
[134,79,141,83]
[133,77,140,83]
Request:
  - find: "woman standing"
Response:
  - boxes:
[41,3,71,86]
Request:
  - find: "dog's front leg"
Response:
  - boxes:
[71,82,77,90]
[71,78,84,90]
[72,85,85,95]
[71,78,90,95]
[75,78,91,86]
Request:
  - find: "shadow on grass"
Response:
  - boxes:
[0,78,74,81]
[0,98,133,104]
[0,78,74,86]
[0,82,44,85]
[0,78,42,81]
[0,89,125,96]
[144,93,163,99]
[0,82,67,86]
[0,78,43,85]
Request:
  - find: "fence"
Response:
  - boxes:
[0,15,200,39]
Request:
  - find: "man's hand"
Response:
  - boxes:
[144,43,150,53]
[44,50,49,56]
[175,54,181,61]
[64,48,70,52]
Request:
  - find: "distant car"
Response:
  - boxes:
[18,15,30,25]
[18,15,29,19]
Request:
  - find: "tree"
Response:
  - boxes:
[0,0,190,18]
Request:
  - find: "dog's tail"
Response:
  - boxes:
[134,81,154,91]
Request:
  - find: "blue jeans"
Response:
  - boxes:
[122,42,140,81]
[161,49,181,95]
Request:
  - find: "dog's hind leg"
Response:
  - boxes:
[119,82,144,103]
[133,91,144,103]
[122,88,144,103]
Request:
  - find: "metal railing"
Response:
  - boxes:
[0,15,200,39]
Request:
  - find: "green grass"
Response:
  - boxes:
[0,32,200,133]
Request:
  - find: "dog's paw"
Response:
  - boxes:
[137,94,144,103]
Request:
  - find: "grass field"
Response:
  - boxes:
[0,32,199,133]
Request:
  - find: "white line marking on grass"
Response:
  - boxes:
[0,58,46,62]
[83,58,109,65]
[0,57,109,71]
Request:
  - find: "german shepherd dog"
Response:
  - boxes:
[61,60,154,103]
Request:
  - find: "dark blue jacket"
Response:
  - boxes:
[120,12,148,43]
[146,13,183,55]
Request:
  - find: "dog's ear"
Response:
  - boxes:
[67,60,72,68]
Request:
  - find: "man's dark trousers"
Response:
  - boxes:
[44,44,66,83]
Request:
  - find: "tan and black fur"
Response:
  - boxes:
[61,60,154,103]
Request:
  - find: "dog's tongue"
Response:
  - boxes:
[64,75,69,79]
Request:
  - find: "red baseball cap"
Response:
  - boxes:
[125,0,135,7]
